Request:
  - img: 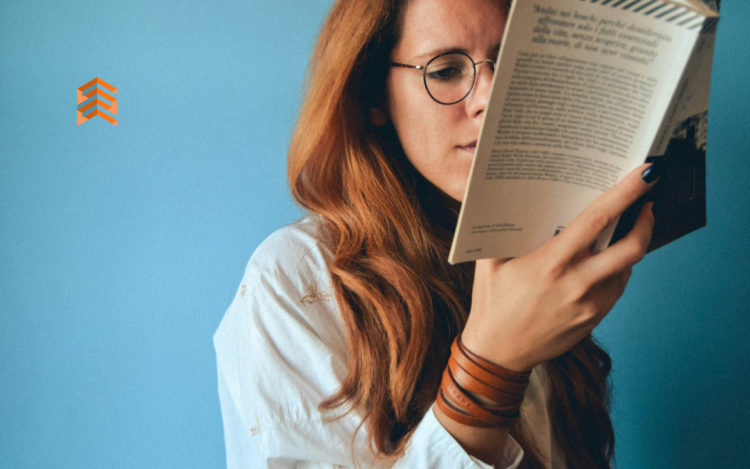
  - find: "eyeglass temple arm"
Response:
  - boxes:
[474,58,496,68]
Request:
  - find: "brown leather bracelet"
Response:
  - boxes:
[437,334,532,429]
[436,388,492,428]
[450,339,529,395]
[448,355,525,407]
[457,333,532,383]
[441,366,521,426]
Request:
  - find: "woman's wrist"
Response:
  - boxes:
[436,334,530,430]
[434,340,522,467]
[444,387,501,407]
[461,323,533,373]
[433,401,513,467]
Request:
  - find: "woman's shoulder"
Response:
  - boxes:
[213,215,359,460]
[214,214,347,385]
[248,213,332,275]
[230,212,341,324]
[249,213,338,311]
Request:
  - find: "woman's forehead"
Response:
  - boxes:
[395,0,507,60]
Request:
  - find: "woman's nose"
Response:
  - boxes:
[467,60,495,117]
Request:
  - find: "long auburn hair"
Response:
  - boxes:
[288,1,615,467]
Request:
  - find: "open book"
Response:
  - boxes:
[449,0,720,264]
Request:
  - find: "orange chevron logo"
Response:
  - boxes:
[77,78,117,126]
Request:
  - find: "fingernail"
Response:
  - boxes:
[641,159,663,184]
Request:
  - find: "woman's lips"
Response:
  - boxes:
[459,142,477,153]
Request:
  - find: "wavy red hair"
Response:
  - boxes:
[288,0,615,467]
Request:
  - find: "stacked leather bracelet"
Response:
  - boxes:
[436,333,532,428]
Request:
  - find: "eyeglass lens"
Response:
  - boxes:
[424,53,478,105]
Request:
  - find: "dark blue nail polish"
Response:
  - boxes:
[641,160,663,183]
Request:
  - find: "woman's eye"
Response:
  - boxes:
[427,67,463,81]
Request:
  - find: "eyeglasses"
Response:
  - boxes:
[390,52,496,105]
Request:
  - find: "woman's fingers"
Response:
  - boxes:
[575,266,633,327]
[552,163,658,263]
[576,201,655,285]
[468,167,658,371]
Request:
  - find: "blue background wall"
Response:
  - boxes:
[1,1,747,468]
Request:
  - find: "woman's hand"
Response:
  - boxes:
[462,163,658,372]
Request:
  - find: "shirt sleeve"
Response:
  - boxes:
[213,221,525,469]
[392,403,524,469]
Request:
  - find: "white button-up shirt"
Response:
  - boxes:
[214,215,564,468]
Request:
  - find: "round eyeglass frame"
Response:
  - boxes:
[390,51,496,105]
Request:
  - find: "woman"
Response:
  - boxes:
[214,0,659,467]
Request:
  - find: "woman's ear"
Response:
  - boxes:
[369,106,389,127]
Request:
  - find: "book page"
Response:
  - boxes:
[449,0,707,264]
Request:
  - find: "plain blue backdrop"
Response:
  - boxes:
[1,1,748,468]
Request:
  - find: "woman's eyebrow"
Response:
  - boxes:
[413,43,502,61]
[414,46,469,60]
